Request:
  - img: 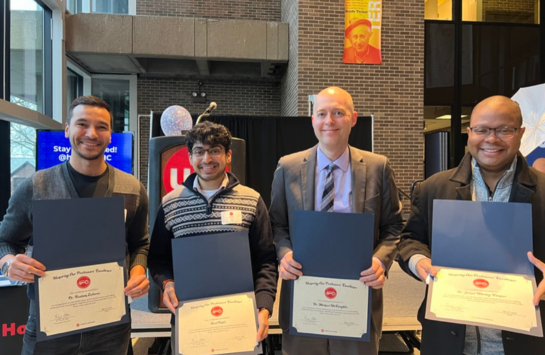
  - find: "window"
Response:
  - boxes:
[425,0,540,23]
[67,68,84,112]
[425,0,453,20]
[10,122,36,194]
[10,0,52,116]
[67,0,135,15]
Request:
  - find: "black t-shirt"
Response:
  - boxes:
[67,162,109,198]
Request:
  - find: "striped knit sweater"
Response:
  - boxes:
[148,172,278,314]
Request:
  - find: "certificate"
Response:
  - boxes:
[292,276,368,338]
[37,262,126,336]
[427,267,543,336]
[290,210,374,341]
[32,197,129,341]
[172,232,260,355]
[175,293,258,355]
[427,200,543,337]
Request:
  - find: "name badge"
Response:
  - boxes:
[221,210,242,225]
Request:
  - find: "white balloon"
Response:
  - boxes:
[160,105,193,136]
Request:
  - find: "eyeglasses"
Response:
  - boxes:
[191,146,224,157]
[469,126,519,139]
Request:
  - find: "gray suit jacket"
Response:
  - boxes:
[269,145,405,337]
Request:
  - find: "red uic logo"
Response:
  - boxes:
[473,279,489,288]
[211,306,223,317]
[325,287,337,299]
[77,276,91,289]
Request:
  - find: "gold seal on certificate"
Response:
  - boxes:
[427,267,543,336]
[175,293,258,355]
[292,276,368,338]
[37,262,126,336]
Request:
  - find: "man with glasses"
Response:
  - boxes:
[148,121,278,346]
[398,95,545,354]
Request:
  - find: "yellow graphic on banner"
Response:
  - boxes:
[344,0,382,65]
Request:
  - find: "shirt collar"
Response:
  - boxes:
[317,146,350,173]
[192,173,229,194]
[471,155,517,191]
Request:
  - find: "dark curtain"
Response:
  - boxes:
[152,114,372,206]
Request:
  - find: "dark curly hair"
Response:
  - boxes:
[67,95,112,126]
[186,121,232,153]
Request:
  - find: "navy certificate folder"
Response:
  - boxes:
[431,200,533,275]
[171,231,254,300]
[290,210,374,341]
[32,197,128,341]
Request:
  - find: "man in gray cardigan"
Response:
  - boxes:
[0,96,149,355]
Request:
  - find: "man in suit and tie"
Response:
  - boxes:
[269,86,405,354]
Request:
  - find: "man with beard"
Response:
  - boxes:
[0,95,150,354]
[148,121,277,348]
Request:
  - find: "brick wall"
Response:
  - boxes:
[280,0,299,116]
[293,0,425,201]
[138,78,281,186]
[137,0,281,21]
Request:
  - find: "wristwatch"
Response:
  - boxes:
[1,258,14,276]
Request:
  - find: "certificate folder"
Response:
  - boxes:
[426,200,543,337]
[172,232,260,355]
[289,210,374,341]
[32,197,128,341]
[172,232,254,300]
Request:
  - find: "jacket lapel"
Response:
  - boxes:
[350,147,366,212]
[301,146,318,210]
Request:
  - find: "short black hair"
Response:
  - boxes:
[187,121,232,153]
[67,95,112,126]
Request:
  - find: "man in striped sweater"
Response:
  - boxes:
[148,121,278,343]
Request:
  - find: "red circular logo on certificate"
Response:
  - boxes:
[473,279,489,288]
[211,306,223,317]
[325,287,337,299]
[77,276,91,289]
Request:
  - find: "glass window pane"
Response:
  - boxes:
[93,0,128,14]
[10,123,36,194]
[461,23,540,104]
[10,0,45,114]
[67,68,83,113]
[426,0,453,20]
[464,0,538,23]
[92,79,130,132]
[425,23,455,105]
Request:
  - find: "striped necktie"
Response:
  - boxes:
[320,163,336,212]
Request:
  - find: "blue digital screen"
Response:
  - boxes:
[36,130,133,174]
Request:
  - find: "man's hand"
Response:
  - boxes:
[1,254,46,283]
[528,252,545,306]
[415,258,438,283]
[279,252,303,280]
[359,258,385,289]
[163,281,178,314]
[124,265,150,299]
[256,308,270,342]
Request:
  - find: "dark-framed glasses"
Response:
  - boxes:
[469,126,519,139]
[191,146,224,157]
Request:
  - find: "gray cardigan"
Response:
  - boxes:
[0,162,149,290]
